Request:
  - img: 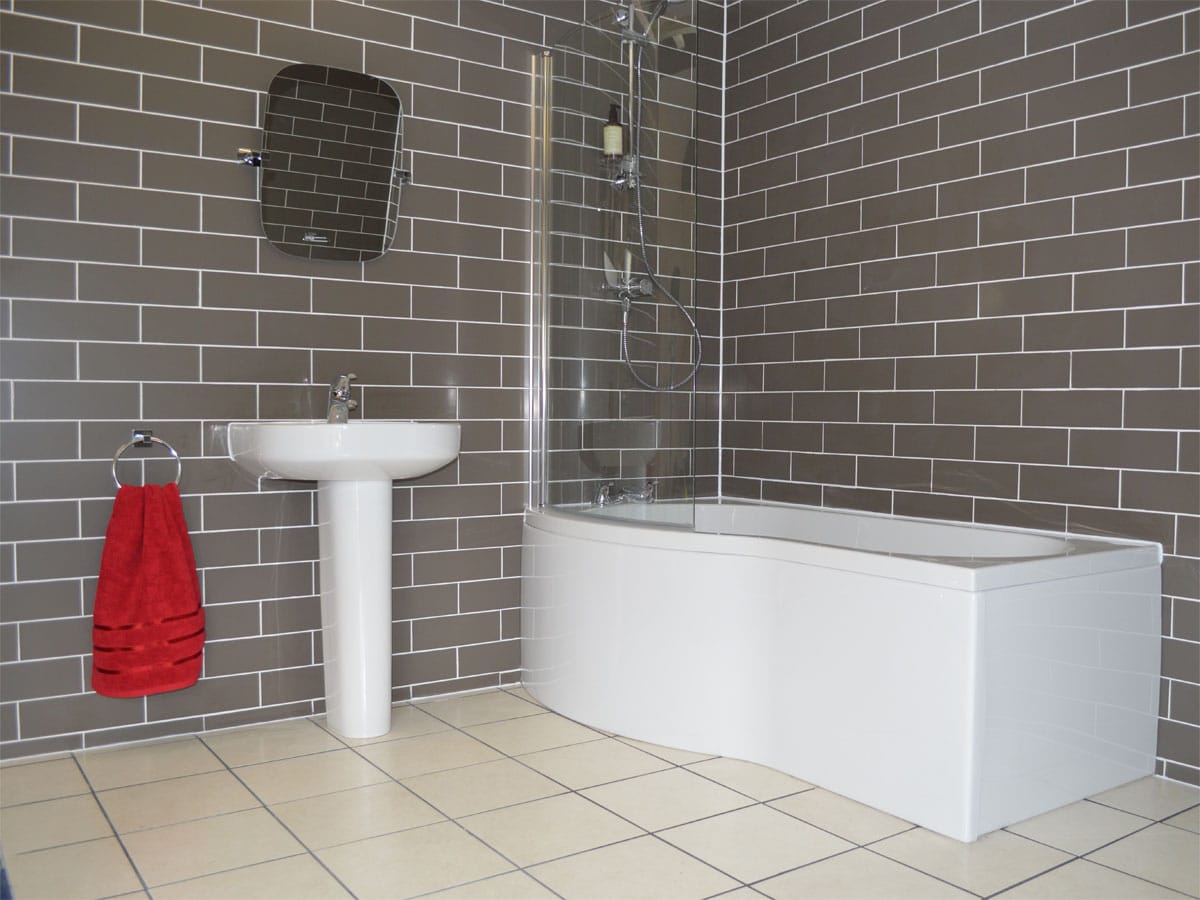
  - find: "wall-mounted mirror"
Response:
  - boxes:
[259,64,404,262]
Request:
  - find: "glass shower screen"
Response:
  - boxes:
[530,2,700,529]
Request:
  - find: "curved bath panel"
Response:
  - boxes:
[521,500,1163,842]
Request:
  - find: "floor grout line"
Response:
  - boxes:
[314,697,569,896]
[66,750,152,898]
[185,732,359,899]
[4,689,1197,900]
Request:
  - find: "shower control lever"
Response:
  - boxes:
[610,154,640,190]
[602,275,654,305]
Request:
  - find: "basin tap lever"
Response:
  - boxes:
[330,372,357,401]
[327,373,359,423]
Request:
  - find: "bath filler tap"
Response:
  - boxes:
[326,372,358,423]
[594,480,657,506]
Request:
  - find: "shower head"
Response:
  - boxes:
[620,0,688,41]
[642,0,688,35]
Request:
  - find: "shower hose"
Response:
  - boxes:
[621,39,703,392]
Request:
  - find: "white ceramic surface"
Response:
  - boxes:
[226,419,459,482]
[227,419,461,739]
[521,500,1163,842]
[318,480,395,738]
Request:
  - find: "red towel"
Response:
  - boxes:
[92,483,205,698]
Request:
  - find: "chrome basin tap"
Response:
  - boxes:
[327,373,358,423]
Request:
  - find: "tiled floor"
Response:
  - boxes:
[2,687,1197,899]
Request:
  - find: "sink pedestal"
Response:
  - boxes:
[226,419,460,742]
[317,480,393,738]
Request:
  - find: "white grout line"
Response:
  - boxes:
[2,0,1197,762]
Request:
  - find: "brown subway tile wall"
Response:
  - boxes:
[0,0,585,759]
[3,0,1197,793]
[725,0,1199,783]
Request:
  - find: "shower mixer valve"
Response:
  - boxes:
[611,154,640,190]
[603,273,655,308]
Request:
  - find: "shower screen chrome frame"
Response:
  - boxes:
[528,50,553,511]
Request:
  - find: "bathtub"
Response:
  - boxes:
[521,500,1163,841]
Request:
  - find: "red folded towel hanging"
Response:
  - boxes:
[92,482,205,698]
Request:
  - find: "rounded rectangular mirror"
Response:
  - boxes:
[259,64,404,262]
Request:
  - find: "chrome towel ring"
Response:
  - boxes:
[112,430,182,489]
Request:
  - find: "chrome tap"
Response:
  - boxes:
[611,154,641,191]
[621,480,656,503]
[602,270,655,310]
[593,480,656,506]
[326,372,358,423]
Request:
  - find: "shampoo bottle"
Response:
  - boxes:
[603,103,624,159]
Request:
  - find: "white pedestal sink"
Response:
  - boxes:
[227,419,460,738]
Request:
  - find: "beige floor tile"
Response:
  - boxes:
[417,689,544,727]
[465,712,603,756]
[1001,858,1190,899]
[202,718,343,767]
[528,834,739,899]
[0,757,89,806]
[234,748,388,805]
[686,756,813,801]
[500,686,545,707]
[356,728,501,780]
[1005,798,1153,855]
[75,737,222,790]
[99,769,260,833]
[151,853,352,899]
[317,704,449,746]
[756,847,974,899]
[461,792,642,866]
[121,807,304,886]
[661,803,854,883]
[402,757,564,818]
[428,871,557,898]
[5,836,142,900]
[769,787,912,845]
[272,780,444,849]
[1164,804,1200,833]
[1090,775,1200,821]
[517,737,671,789]
[872,826,1071,896]
[581,766,752,832]
[0,751,73,768]
[1086,822,1200,897]
[317,820,513,898]
[0,792,112,853]
[617,736,718,765]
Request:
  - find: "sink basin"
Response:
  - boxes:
[227,419,460,482]
[225,418,461,740]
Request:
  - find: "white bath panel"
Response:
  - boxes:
[522,500,1162,842]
